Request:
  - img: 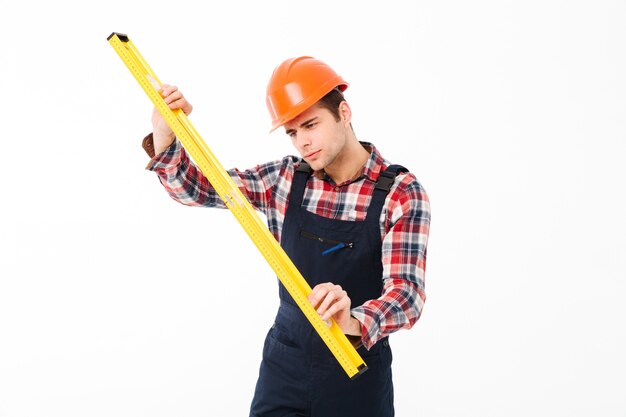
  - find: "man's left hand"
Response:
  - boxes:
[308,283,362,337]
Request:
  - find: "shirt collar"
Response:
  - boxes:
[360,141,386,182]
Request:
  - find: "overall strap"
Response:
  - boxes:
[286,161,312,214]
[365,164,408,224]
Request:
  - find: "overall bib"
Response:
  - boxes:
[250,163,407,417]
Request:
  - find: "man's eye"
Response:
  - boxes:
[305,123,316,129]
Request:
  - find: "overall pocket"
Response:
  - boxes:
[300,230,354,256]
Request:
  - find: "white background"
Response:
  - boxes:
[1,1,625,416]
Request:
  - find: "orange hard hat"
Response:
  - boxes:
[266,56,349,132]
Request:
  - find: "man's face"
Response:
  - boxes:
[283,103,350,172]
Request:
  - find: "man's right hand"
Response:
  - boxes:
[151,84,193,155]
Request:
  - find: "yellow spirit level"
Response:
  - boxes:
[107,32,367,379]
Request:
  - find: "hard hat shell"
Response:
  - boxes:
[266,56,349,132]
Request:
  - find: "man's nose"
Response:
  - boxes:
[295,132,312,149]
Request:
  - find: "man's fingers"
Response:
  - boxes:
[160,84,177,98]
[321,295,349,321]
[308,282,333,307]
[316,290,338,315]
[164,90,182,105]
[311,285,347,317]
[167,97,187,109]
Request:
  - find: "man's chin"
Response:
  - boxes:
[305,160,325,171]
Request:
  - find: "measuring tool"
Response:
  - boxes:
[107,32,367,379]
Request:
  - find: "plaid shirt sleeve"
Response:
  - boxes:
[350,174,430,350]
[144,135,287,214]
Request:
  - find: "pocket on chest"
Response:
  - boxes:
[300,230,355,256]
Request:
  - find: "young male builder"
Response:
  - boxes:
[142,56,430,417]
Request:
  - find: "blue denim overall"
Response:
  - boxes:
[250,162,407,417]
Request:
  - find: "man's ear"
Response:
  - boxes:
[339,101,352,127]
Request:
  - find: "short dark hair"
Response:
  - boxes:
[315,87,346,122]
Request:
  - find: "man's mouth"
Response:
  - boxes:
[305,150,321,159]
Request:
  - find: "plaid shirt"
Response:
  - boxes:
[143,135,430,350]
